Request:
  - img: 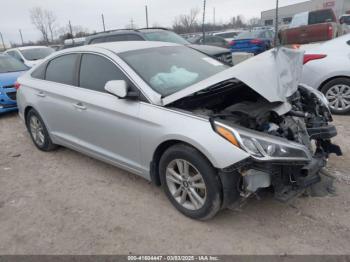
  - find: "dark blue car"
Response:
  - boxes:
[0,54,28,114]
[229,29,274,55]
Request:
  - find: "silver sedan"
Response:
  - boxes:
[17,42,341,220]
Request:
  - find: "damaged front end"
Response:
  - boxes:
[167,48,342,205]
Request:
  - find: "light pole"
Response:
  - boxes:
[274,0,279,46]
[102,14,106,32]
[19,29,24,45]
[0,32,5,51]
[202,0,206,43]
[145,5,149,28]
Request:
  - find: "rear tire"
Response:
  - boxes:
[321,77,350,115]
[26,109,57,151]
[159,144,222,220]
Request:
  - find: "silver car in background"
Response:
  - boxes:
[17,42,341,220]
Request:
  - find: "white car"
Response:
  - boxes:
[213,30,243,42]
[4,46,54,67]
[301,34,350,114]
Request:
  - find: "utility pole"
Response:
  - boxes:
[69,20,74,46]
[145,5,149,28]
[19,29,24,45]
[69,20,73,36]
[274,0,279,46]
[0,32,6,51]
[130,18,135,29]
[202,0,206,43]
[213,7,216,25]
[102,14,106,32]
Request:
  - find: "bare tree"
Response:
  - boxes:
[45,10,57,42]
[30,7,49,43]
[173,8,200,33]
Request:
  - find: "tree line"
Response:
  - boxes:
[14,7,261,46]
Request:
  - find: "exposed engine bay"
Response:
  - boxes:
[170,79,342,204]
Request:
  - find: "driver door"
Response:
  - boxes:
[69,53,143,174]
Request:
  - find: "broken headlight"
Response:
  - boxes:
[214,122,310,161]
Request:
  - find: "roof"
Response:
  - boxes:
[7,46,49,51]
[62,41,179,54]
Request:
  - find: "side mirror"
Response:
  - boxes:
[104,80,138,99]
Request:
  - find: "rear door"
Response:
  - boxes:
[31,53,81,142]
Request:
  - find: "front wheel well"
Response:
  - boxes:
[319,76,350,90]
[150,140,214,186]
[24,106,34,125]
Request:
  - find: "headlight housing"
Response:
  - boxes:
[214,122,310,161]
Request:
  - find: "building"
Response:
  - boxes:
[261,0,350,26]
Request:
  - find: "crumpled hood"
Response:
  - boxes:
[162,47,304,106]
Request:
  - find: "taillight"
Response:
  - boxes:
[328,25,333,39]
[303,54,327,64]
[250,39,263,45]
[14,82,21,90]
[230,40,236,46]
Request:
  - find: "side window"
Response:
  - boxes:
[126,34,143,41]
[31,62,47,80]
[45,54,79,85]
[105,35,128,42]
[79,54,128,92]
[90,38,106,44]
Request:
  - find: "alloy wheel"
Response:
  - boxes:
[325,84,350,111]
[165,159,207,210]
[29,115,45,147]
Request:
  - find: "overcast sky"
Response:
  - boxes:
[0,0,307,44]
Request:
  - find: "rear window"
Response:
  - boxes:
[309,9,335,25]
[142,31,189,45]
[235,31,265,40]
[215,32,239,38]
[290,12,308,28]
[0,55,28,73]
[20,47,54,61]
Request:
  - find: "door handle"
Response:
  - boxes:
[36,91,46,97]
[74,102,87,110]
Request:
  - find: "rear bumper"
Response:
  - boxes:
[230,46,265,55]
[0,90,17,114]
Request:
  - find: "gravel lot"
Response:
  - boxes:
[0,112,349,255]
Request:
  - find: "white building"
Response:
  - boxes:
[261,0,350,26]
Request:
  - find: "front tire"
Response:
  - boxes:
[159,144,222,220]
[321,78,350,114]
[26,109,57,151]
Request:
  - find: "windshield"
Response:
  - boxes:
[119,46,229,96]
[235,31,264,39]
[20,47,54,61]
[142,31,189,45]
[0,55,28,73]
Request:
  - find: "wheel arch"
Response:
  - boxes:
[150,139,216,186]
[319,75,350,90]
